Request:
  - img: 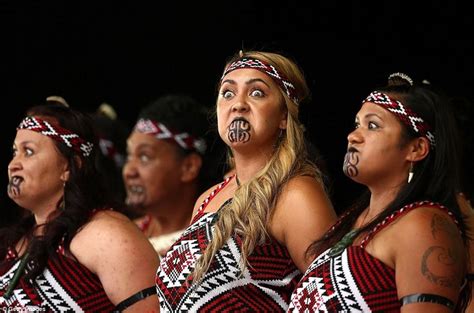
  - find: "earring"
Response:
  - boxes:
[407,162,414,183]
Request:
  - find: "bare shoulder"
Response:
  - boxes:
[74,210,143,242]
[392,206,465,303]
[271,175,337,271]
[70,209,159,308]
[71,209,158,273]
[276,175,333,213]
[394,206,462,243]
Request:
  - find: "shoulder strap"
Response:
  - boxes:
[360,200,461,248]
[197,175,235,214]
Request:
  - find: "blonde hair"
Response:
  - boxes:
[193,51,322,281]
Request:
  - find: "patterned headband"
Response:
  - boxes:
[17,116,94,157]
[134,119,207,155]
[363,91,436,148]
[221,58,299,104]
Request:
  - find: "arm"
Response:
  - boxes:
[71,210,160,312]
[457,193,474,312]
[394,207,466,313]
[270,176,337,272]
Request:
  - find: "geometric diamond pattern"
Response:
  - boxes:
[289,201,455,312]
[156,208,302,312]
[0,250,115,311]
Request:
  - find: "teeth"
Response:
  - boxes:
[12,176,23,184]
[129,185,144,194]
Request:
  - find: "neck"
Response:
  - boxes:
[366,186,401,219]
[232,150,272,184]
[145,185,197,237]
[33,197,63,233]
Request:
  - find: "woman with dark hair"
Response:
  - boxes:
[288,73,471,312]
[0,103,159,312]
[123,94,219,256]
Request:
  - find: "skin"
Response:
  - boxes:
[193,68,337,272]
[8,129,69,223]
[123,131,201,239]
[457,193,474,313]
[345,102,465,312]
[8,128,160,312]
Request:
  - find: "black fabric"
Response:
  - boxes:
[400,293,454,310]
[114,286,157,312]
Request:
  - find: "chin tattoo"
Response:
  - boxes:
[7,177,22,197]
[228,119,250,143]
[343,151,359,177]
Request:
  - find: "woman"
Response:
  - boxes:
[0,103,159,312]
[288,73,471,312]
[123,94,216,256]
[155,51,337,312]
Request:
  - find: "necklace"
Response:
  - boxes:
[327,229,360,257]
[4,251,30,299]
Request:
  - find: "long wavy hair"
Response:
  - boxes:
[193,51,323,281]
[307,75,470,312]
[0,103,112,280]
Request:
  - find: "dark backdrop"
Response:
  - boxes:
[2,2,473,224]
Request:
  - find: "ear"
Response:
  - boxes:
[60,162,71,183]
[180,153,203,183]
[279,111,288,130]
[406,137,430,162]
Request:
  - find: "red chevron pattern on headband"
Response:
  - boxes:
[363,91,436,147]
[17,116,94,157]
[134,119,207,155]
[221,58,299,104]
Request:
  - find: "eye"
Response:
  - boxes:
[368,121,379,130]
[139,154,150,163]
[250,89,264,97]
[221,89,234,99]
[25,148,34,156]
[12,147,17,157]
[353,121,360,129]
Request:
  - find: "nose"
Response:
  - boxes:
[231,96,249,113]
[8,159,22,176]
[347,128,363,145]
[122,158,139,180]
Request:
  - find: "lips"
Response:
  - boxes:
[228,117,251,143]
[342,149,359,177]
[347,146,358,153]
[7,176,23,198]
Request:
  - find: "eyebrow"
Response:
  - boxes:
[15,140,36,146]
[363,113,383,120]
[221,78,271,88]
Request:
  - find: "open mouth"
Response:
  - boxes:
[228,117,251,143]
[126,185,146,207]
[7,176,23,197]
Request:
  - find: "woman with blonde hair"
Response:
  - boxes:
[155,50,337,312]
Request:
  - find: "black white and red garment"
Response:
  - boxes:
[288,201,460,313]
[0,246,115,312]
[156,176,302,312]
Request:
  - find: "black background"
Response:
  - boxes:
[2,2,473,223]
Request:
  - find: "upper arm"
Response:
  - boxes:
[270,176,337,272]
[71,211,160,312]
[395,208,466,312]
